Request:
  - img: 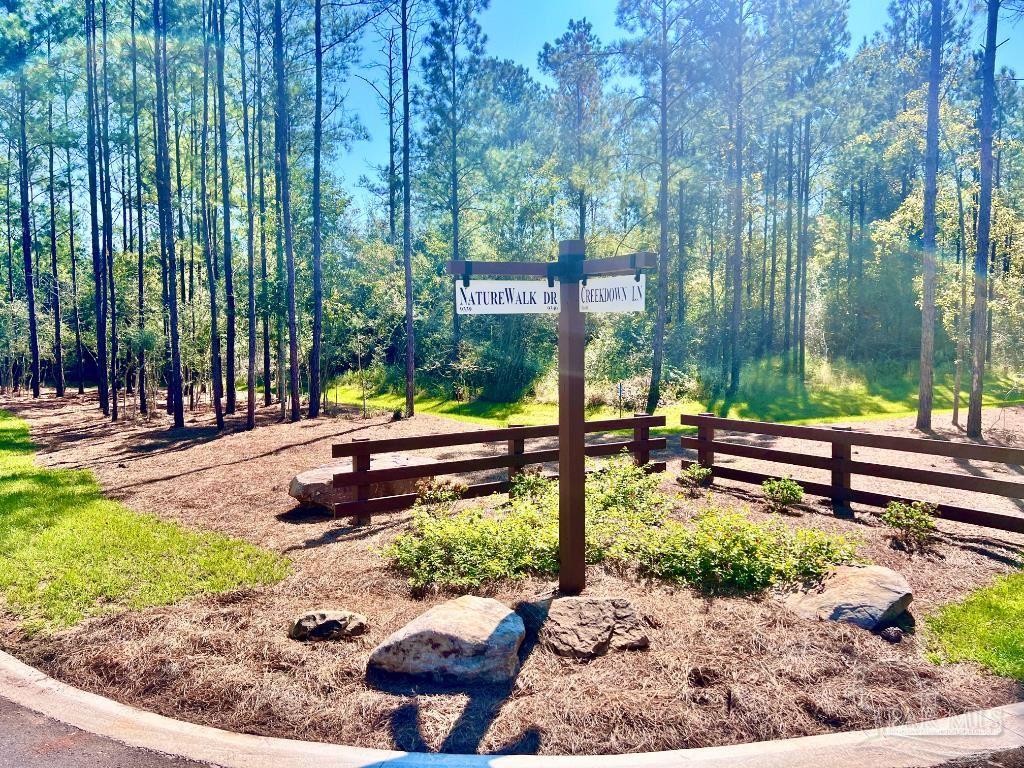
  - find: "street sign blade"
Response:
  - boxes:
[579,274,646,313]
[454,279,561,315]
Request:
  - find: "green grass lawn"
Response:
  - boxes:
[927,572,1024,680]
[327,359,1024,432]
[0,410,287,634]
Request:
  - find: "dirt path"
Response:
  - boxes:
[1,392,1023,756]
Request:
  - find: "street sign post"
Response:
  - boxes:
[447,239,656,595]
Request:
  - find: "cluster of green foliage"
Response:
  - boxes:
[637,509,859,593]
[762,477,804,512]
[927,571,1024,680]
[677,462,712,496]
[0,411,287,633]
[881,500,939,551]
[386,455,857,593]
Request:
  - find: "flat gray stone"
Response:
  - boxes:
[288,454,432,510]
[367,595,524,684]
[288,609,368,641]
[539,597,649,660]
[782,565,912,630]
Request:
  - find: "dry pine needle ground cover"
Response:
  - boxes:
[1,392,1022,755]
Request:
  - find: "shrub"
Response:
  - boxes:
[881,500,938,551]
[678,463,712,496]
[414,478,467,509]
[386,456,858,594]
[638,510,858,593]
[762,477,804,512]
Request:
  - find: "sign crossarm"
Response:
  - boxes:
[446,260,549,278]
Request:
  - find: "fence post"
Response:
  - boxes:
[696,412,716,484]
[351,437,372,526]
[831,426,853,519]
[507,423,525,485]
[633,413,650,467]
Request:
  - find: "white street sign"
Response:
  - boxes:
[455,279,560,315]
[579,274,646,313]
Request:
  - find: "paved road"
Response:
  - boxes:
[0,696,212,768]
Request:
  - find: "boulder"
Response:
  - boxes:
[367,595,525,684]
[538,596,650,660]
[782,565,912,631]
[288,609,368,641]
[288,453,433,511]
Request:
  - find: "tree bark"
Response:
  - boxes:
[272,0,301,421]
[18,80,40,398]
[240,0,257,428]
[215,0,237,414]
[401,0,415,417]
[916,0,942,431]
[967,0,999,438]
[153,0,185,427]
[309,0,324,418]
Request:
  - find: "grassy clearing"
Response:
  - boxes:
[328,359,1024,432]
[0,410,287,633]
[927,572,1024,680]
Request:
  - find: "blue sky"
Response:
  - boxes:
[336,0,1024,214]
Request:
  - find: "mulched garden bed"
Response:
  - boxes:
[1,393,1021,755]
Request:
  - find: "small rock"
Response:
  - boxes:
[879,626,904,644]
[367,595,524,684]
[539,597,650,660]
[289,609,367,641]
[782,565,913,631]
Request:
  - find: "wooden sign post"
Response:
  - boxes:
[447,239,655,595]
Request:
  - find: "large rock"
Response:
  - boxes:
[288,453,433,510]
[537,596,650,660]
[288,609,368,641]
[782,565,912,630]
[367,596,525,684]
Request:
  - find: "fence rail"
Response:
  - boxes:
[680,413,1024,534]
[332,414,666,524]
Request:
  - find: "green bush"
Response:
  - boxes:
[637,510,858,592]
[880,500,938,551]
[678,463,712,496]
[386,456,857,593]
[762,477,804,512]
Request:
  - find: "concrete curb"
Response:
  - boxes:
[1,649,1022,768]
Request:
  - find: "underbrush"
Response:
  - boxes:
[386,456,858,593]
[0,410,288,633]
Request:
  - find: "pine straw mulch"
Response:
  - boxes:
[0,392,1022,756]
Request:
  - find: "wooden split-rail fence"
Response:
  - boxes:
[680,412,1024,534]
[331,414,666,524]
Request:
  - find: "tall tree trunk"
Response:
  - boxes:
[273,0,301,421]
[646,0,671,414]
[153,0,185,427]
[100,0,118,420]
[64,92,84,394]
[727,0,744,395]
[215,0,237,414]
[47,45,64,398]
[85,0,109,413]
[240,0,257,428]
[401,0,415,417]
[967,0,999,438]
[18,80,40,398]
[309,0,324,418]
[131,0,148,414]
[782,118,794,357]
[676,181,686,325]
[200,0,225,430]
[916,0,942,431]
[255,2,272,407]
